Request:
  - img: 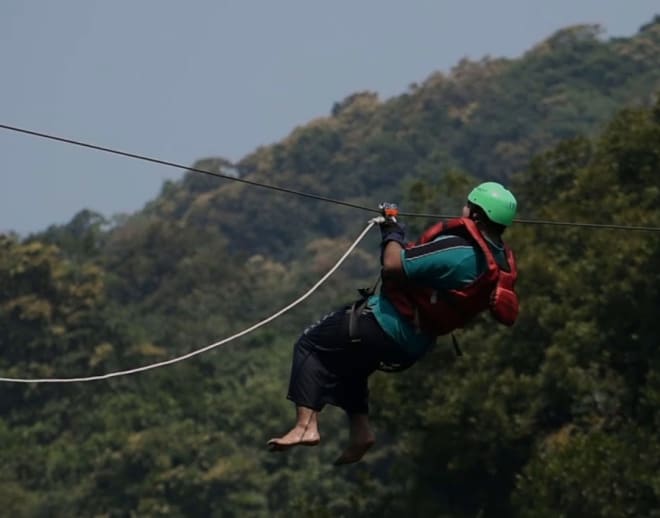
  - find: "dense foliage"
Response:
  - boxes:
[1,19,660,517]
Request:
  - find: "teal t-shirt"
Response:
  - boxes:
[367,234,506,359]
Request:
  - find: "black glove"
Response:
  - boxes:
[378,203,406,265]
[380,218,406,247]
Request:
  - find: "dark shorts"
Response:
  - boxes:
[286,305,416,414]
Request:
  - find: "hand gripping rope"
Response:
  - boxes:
[0,219,381,384]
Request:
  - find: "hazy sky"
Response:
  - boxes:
[2,1,658,234]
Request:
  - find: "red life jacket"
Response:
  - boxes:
[381,217,519,336]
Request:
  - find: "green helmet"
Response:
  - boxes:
[467,182,517,226]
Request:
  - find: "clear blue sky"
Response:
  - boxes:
[1,1,658,234]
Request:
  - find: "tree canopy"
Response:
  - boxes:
[1,18,660,517]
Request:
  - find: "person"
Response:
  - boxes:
[267,181,519,465]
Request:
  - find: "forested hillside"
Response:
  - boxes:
[1,19,660,517]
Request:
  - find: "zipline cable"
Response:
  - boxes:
[407,212,660,232]
[0,124,380,215]
[2,123,660,232]
[0,220,379,383]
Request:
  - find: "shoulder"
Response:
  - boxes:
[402,233,480,280]
[405,234,475,261]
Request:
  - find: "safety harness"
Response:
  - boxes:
[349,218,519,366]
[383,217,519,335]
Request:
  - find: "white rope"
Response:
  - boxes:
[0,220,379,383]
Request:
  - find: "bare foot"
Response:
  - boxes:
[267,425,321,452]
[333,436,375,465]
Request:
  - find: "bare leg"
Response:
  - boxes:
[333,413,376,465]
[267,406,321,452]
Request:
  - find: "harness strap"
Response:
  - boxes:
[451,333,463,356]
[348,276,381,342]
[348,298,370,342]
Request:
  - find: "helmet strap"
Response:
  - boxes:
[467,202,505,241]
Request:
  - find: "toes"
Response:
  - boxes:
[267,439,289,452]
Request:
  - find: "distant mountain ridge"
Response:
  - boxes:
[5,18,660,516]
[35,18,660,301]
[101,21,660,261]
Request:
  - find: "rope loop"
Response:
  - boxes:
[0,221,377,383]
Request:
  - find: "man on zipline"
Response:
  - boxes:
[268,182,519,465]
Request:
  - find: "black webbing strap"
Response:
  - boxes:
[348,276,381,343]
[451,333,463,357]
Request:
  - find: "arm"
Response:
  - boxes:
[382,241,405,280]
[378,208,407,280]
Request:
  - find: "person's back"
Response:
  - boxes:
[268,181,520,465]
[373,182,519,365]
[368,227,510,360]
